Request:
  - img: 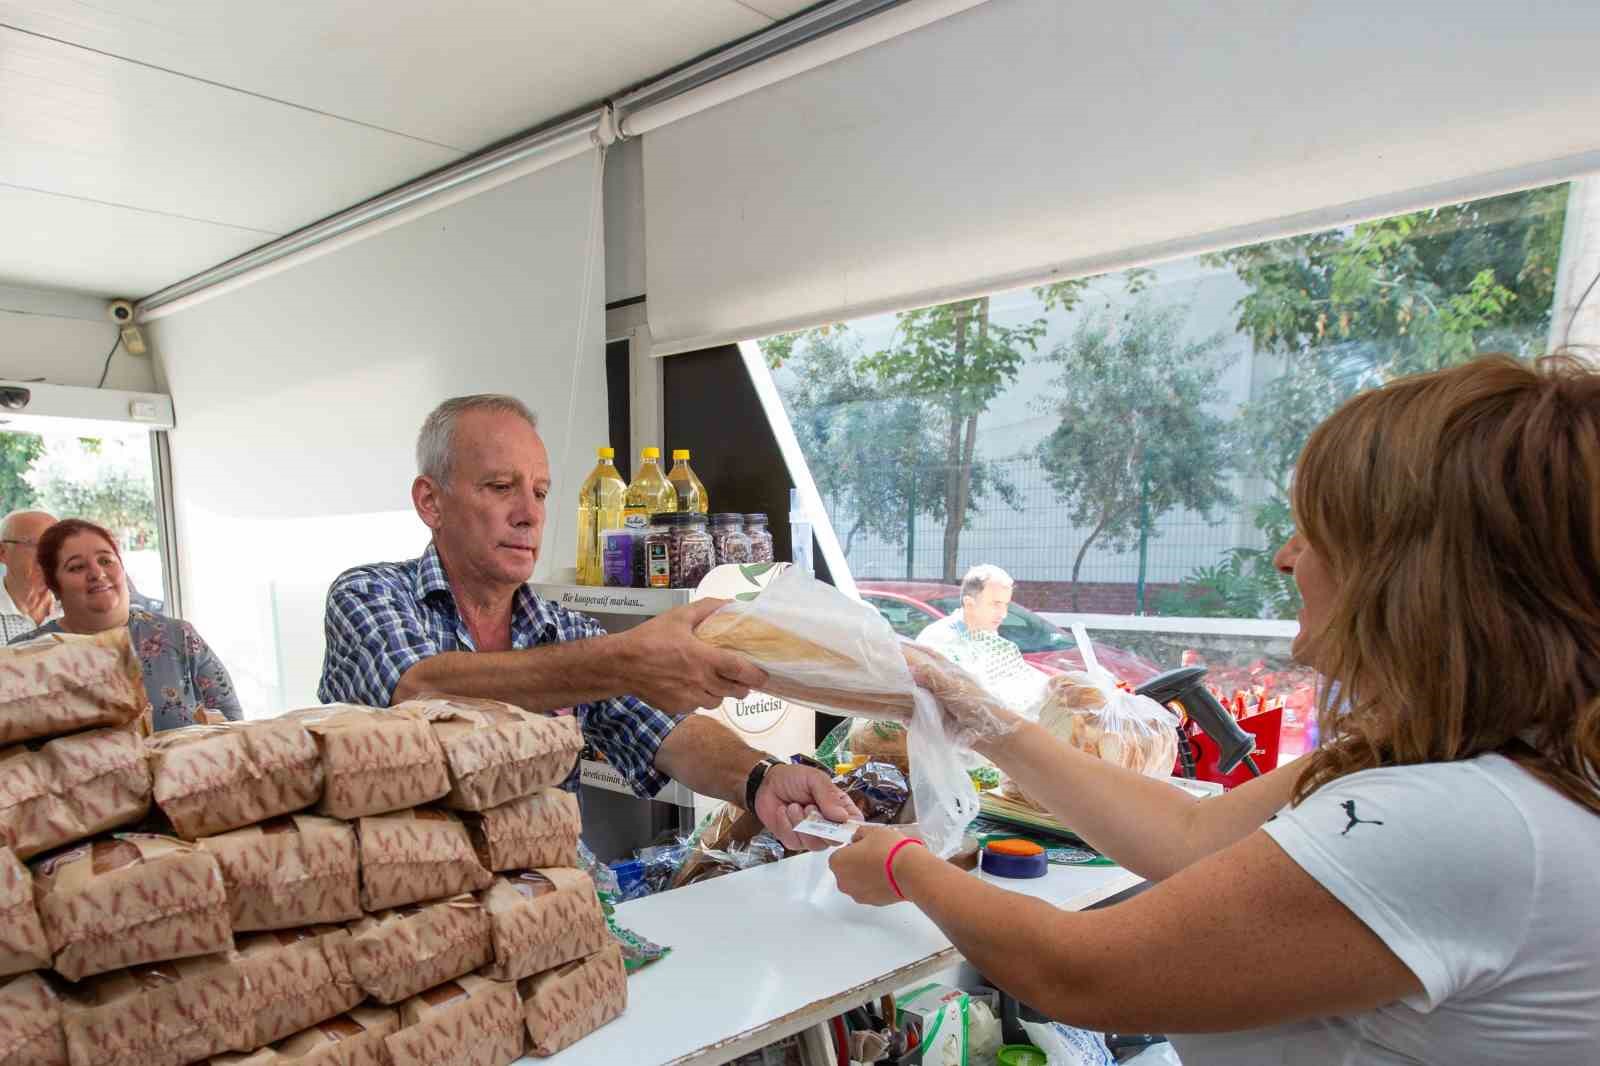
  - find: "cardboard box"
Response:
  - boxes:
[459,789,579,872]
[0,972,67,1066]
[235,926,363,1048]
[0,724,150,860]
[0,628,148,747]
[357,809,493,912]
[198,814,361,931]
[518,943,628,1057]
[62,952,255,1065]
[209,1005,399,1066]
[395,698,582,811]
[386,975,524,1066]
[32,834,233,981]
[289,707,450,819]
[479,869,607,983]
[0,847,48,976]
[346,896,493,1006]
[148,717,323,839]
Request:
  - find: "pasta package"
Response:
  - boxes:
[61,952,254,1066]
[518,943,628,1057]
[147,717,323,839]
[396,697,582,811]
[287,706,449,819]
[357,808,493,912]
[0,847,48,976]
[198,814,361,932]
[0,628,148,746]
[346,896,493,1006]
[0,971,67,1066]
[0,724,150,860]
[479,869,607,982]
[386,974,524,1066]
[460,788,580,872]
[210,1006,399,1066]
[235,926,363,1049]
[32,834,233,982]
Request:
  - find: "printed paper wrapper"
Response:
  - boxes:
[0,628,148,746]
[0,847,47,976]
[387,974,524,1066]
[209,1005,399,1066]
[357,808,493,912]
[32,833,233,981]
[235,926,363,1049]
[347,896,492,1006]
[480,869,607,982]
[199,814,361,931]
[460,789,579,872]
[288,706,449,819]
[148,717,323,839]
[396,698,582,811]
[0,724,150,860]
[0,972,67,1066]
[62,952,254,1065]
[518,943,627,1057]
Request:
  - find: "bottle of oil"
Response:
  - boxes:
[668,449,709,514]
[576,446,627,585]
[623,447,676,537]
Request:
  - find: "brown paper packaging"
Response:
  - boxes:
[479,869,607,982]
[386,975,524,1066]
[0,724,150,860]
[0,628,148,747]
[395,698,582,811]
[357,808,493,912]
[346,895,493,1006]
[518,943,628,1057]
[62,951,255,1066]
[209,1005,399,1066]
[460,788,579,872]
[287,706,450,819]
[199,814,361,931]
[32,833,233,982]
[235,925,363,1049]
[0,847,48,976]
[0,972,67,1066]
[148,718,323,839]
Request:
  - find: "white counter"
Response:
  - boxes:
[532,851,1142,1066]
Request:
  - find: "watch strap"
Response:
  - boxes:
[745,756,780,812]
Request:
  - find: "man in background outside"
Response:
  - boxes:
[916,564,1046,713]
[0,510,59,641]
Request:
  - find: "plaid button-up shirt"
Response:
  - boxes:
[318,543,678,797]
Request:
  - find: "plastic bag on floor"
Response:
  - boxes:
[1020,1019,1116,1066]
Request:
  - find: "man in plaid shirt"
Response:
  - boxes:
[319,394,857,849]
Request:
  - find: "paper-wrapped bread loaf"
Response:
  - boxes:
[386,974,524,1066]
[0,848,47,976]
[147,717,323,838]
[0,629,148,746]
[347,896,493,1006]
[198,814,361,931]
[0,725,150,860]
[395,697,582,811]
[288,706,450,819]
[479,869,607,982]
[357,808,493,912]
[61,952,255,1065]
[518,943,628,1057]
[460,788,580,872]
[235,926,363,1048]
[0,972,67,1066]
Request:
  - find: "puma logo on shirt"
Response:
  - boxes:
[1341,799,1384,835]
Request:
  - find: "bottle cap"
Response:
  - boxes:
[597,446,615,459]
[641,447,660,459]
[672,449,690,460]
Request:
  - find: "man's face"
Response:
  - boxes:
[418,410,550,589]
[0,512,57,590]
[961,581,1011,634]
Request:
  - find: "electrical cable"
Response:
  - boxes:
[95,335,121,388]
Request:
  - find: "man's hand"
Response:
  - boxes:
[753,763,863,852]
[616,599,769,714]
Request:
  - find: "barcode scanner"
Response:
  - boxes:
[1136,666,1262,778]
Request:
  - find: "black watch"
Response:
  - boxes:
[744,753,830,811]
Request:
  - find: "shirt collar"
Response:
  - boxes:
[415,542,453,604]
[416,541,557,646]
[0,579,60,623]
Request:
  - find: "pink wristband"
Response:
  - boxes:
[884,837,927,900]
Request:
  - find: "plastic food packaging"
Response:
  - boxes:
[198,814,361,931]
[834,760,910,824]
[846,719,909,773]
[0,971,67,1066]
[62,952,255,1064]
[235,925,363,1048]
[600,529,635,588]
[395,697,582,811]
[0,628,148,746]
[896,984,1003,1066]
[347,896,493,1006]
[211,1005,400,1066]
[518,942,628,1057]
[146,716,323,839]
[32,834,232,982]
[356,808,494,912]
[387,973,524,1066]
[461,787,580,872]
[479,868,608,982]
[0,848,46,976]
[0,724,150,860]
[288,706,451,819]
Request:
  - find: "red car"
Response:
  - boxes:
[856,581,1161,684]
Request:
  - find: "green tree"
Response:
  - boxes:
[27,437,158,547]
[859,298,1046,581]
[1036,300,1236,610]
[0,433,43,514]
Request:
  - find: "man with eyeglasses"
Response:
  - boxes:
[0,510,61,641]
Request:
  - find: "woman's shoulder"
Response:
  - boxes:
[128,608,206,649]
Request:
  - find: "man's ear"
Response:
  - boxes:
[412,476,445,532]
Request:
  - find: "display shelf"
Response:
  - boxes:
[581,758,696,808]
[530,582,694,617]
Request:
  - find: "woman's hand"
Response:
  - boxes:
[901,643,1024,749]
[828,825,922,906]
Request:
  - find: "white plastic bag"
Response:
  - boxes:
[1036,626,1178,778]
[1019,1019,1116,1066]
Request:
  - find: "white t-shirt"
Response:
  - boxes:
[1170,754,1600,1065]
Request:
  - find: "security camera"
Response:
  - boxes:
[0,387,30,411]
[108,300,135,324]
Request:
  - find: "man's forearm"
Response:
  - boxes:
[652,714,766,806]
[391,637,636,710]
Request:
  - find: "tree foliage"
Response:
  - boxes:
[0,433,43,515]
[27,437,159,547]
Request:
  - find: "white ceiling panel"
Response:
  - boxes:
[0,184,270,297]
[0,0,774,151]
[733,0,821,19]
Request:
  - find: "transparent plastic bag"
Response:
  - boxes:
[1035,626,1178,778]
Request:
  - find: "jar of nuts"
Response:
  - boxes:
[672,513,715,589]
[744,513,774,564]
[710,513,752,566]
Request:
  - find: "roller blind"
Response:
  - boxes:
[644,0,1600,354]
[150,150,606,712]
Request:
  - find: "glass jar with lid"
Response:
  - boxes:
[710,513,752,566]
[672,513,715,589]
[744,513,774,564]
[644,514,676,589]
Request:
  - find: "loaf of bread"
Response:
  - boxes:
[235,925,362,1048]
[387,974,524,1066]
[0,848,46,977]
[357,808,493,912]
[480,869,608,983]
[198,814,361,932]
[518,943,628,1057]
[147,717,323,839]
[0,629,148,746]
[347,896,493,1006]
[395,697,582,811]
[1033,672,1178,779]
[0,972,67,1066]
[460,788,580,872]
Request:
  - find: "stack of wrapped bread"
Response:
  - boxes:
[0,631,628,1066]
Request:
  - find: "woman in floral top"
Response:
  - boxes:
[8,518,242,730]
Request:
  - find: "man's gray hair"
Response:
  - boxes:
[416,394,539,486]
[961,563,1014,601]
